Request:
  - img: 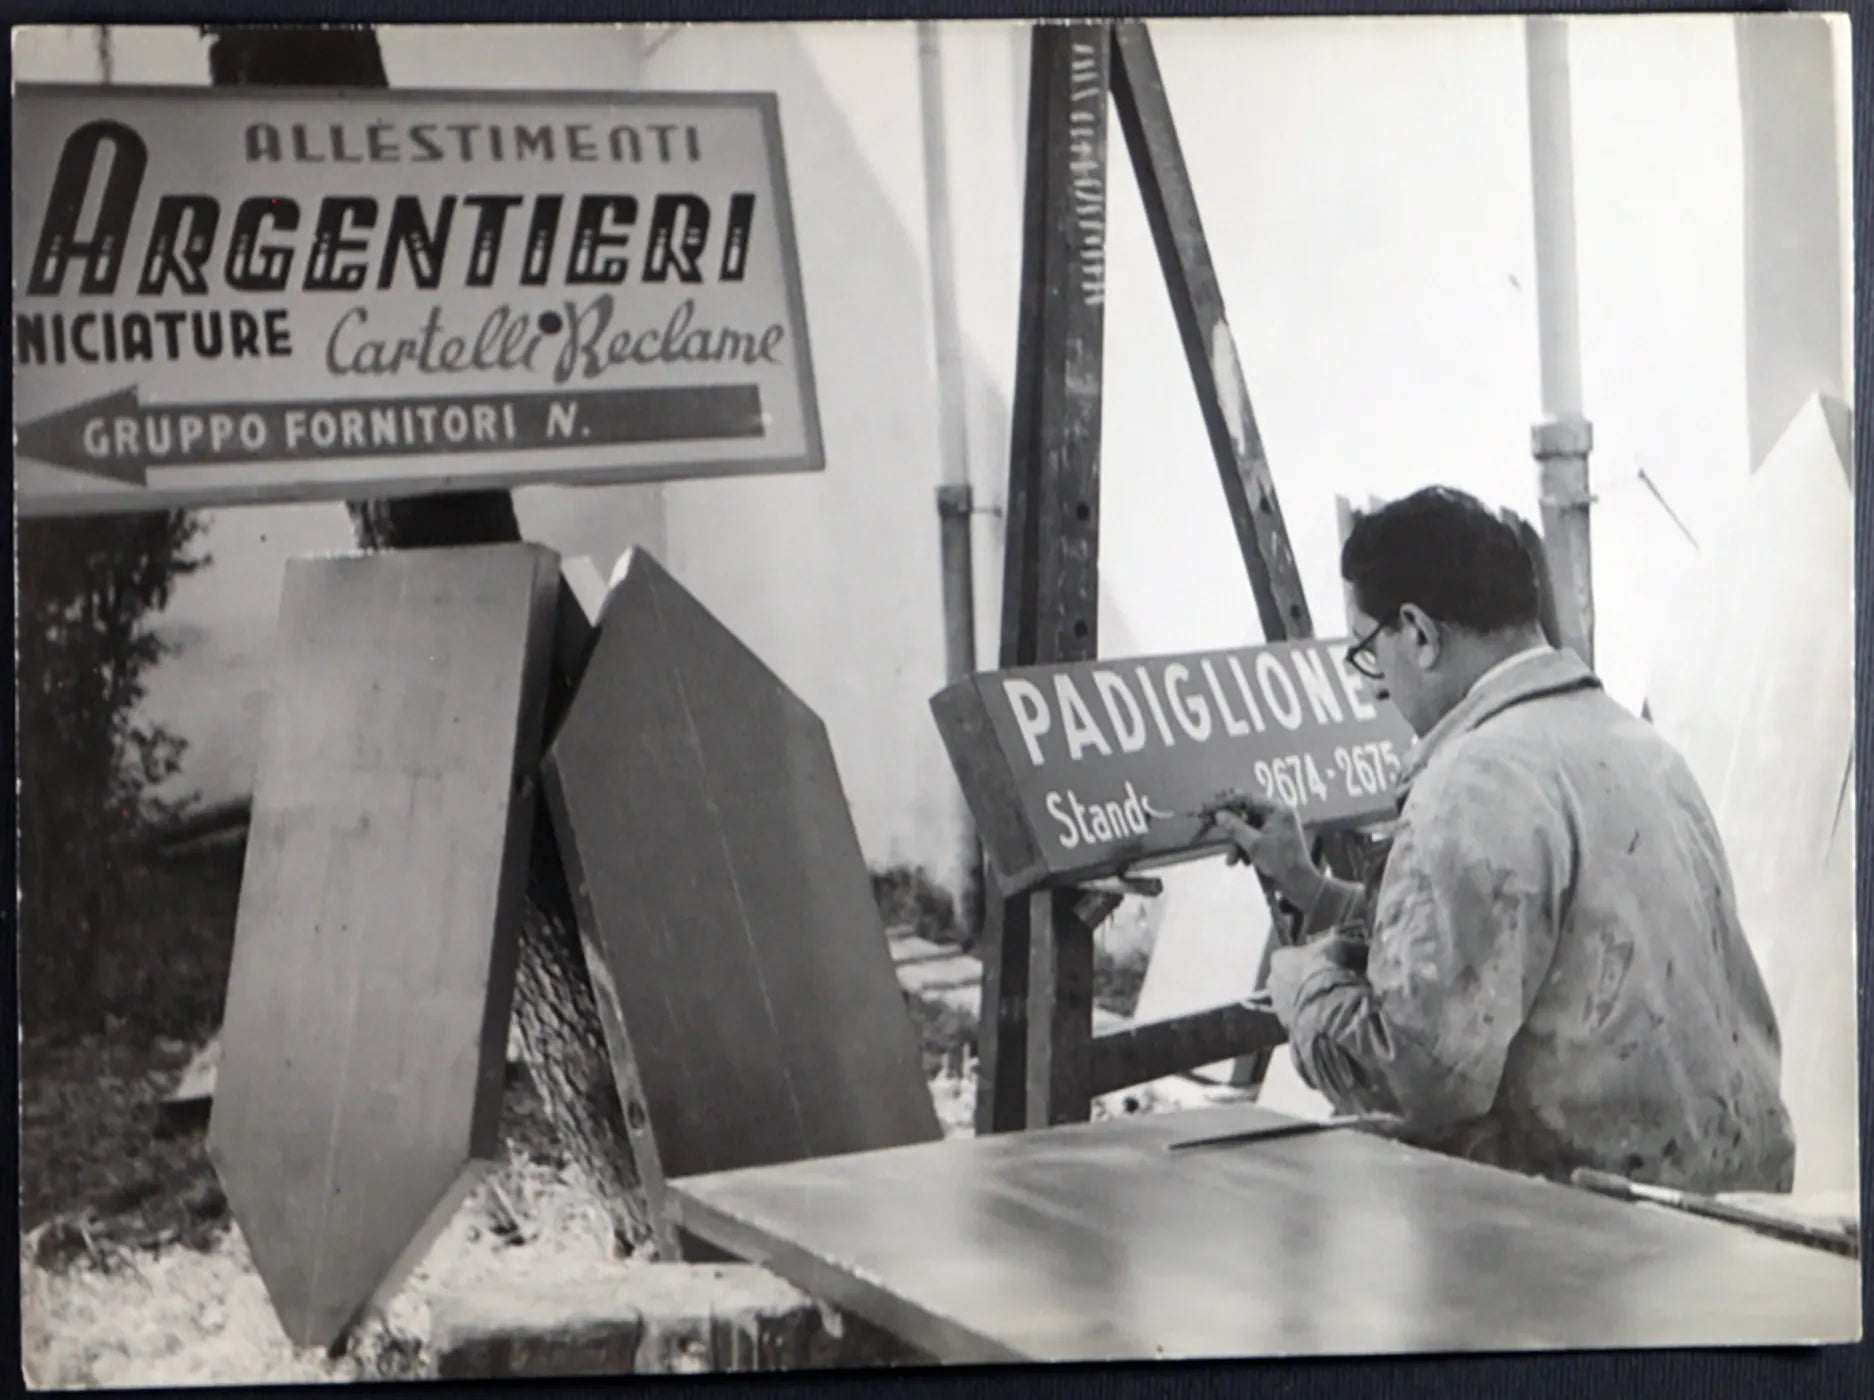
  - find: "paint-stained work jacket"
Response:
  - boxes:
[1266,649,1796,1193]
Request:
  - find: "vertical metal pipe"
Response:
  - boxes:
[918,21,984,933]
[1525,15,1595,668]
[1527,16,1585,420]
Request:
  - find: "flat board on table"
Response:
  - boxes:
[541,548,940,1251]
[668,1102,1860,1363]
[209,543,560,1348]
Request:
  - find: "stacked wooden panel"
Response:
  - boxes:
[210,544,559,1347]
[542,549,941,1253]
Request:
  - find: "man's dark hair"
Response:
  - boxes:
[1340,486,1541,633]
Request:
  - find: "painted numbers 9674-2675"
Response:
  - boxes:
[1255,740,1402,810]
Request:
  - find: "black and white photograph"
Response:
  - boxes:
[12,11,1862,1386]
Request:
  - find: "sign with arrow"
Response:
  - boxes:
[12,85,822,516]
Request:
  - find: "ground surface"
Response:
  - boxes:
[19,863,1157,1387]
[19,1032,981,1389]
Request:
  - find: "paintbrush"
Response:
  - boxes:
[1570,1169,1860,1258]
[1146,794,1268,827]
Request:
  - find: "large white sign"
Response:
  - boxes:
[12,85,822,516]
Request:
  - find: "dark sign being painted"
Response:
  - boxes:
[932,638,1414,896]
[13,85,821,515]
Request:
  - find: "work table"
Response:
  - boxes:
[668,1102,1860,1364]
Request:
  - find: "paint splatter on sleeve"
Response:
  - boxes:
[1268,742,1567,1130]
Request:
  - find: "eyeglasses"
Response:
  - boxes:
[1344,613,1397,681]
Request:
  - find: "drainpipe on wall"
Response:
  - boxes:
[1524,15,1596,670]
[918,21,984,936]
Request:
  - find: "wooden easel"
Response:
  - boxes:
[976,20,1371,1132]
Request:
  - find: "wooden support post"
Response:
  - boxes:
[972,28,1051,1135]
[1110,21,1310,644]
[1111,21,1365,1097]
[1025,25,1109,1130]
[1026,890,1097,1128]
[1089,1002,1288,1098]
[977,22,1110,1133]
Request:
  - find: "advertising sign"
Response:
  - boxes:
[12,86,822,516]
[932,638,1415,896]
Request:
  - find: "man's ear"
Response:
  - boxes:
[1398,603,1441,664]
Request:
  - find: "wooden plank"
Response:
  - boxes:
[933,638,1412,897]
[978,22,1111,1133]
[208,543,559,1347]
[541,548,941,1252]
[1088,1002,1287,1097]
[1111,22,1359,1101]
[667,1103,1860,1363]
[1025,889,1094,1128]
[973,23,1064,1135]
[1110,20,1310,643]
[974,895,1032,1134]
[1020,22,1112,1131]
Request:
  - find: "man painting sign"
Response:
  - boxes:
[1215,487,1794,1193]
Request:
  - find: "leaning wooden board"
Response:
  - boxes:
[932,637,1414,896]
[210,543,559,1347]
[668,1102,1860,1363]
[541,548,940,1255]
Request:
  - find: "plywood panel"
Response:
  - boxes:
[209,543,559,1346]
[670,1102,1860,1363]
[1644,395,1857,1196]
[542,549,939,1239]
[1131,861,1271,1084]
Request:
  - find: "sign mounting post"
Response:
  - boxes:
[964,21,1395,1128]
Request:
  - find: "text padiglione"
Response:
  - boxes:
[931,638,1414,896]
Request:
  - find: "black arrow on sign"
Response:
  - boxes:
[16,383,767,486]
